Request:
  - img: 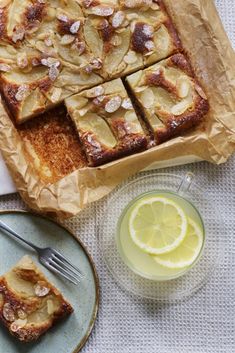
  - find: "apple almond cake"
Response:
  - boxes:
[0,255,73,342]
[0,0,209,178]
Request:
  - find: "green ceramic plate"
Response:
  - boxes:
[0,210,99,353]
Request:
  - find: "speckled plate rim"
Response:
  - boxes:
[0,208,100,353]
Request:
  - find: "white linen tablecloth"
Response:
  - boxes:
[0,1,234,352]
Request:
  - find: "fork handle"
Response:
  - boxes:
[0,220,40,252]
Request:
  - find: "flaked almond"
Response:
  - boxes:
[17,309,27,320]
[87,85,104,98]
[3,303,15,322]
[124,0,142,8]
[112,11,125,28]
[15,85,30,102]
[47,299,55,315]
[105,96,122,113]
[49,65,59,81]
[44,37,53,47]
[91,6,114,17]
[12,27,25,43]
[57,13,69,22]
[195,83,207,100]
[176,77,191,98]
[121,97,133,110]
[41,57,60,67]
[0,63,11,72]
[145,40,155,52]
[110,34,122,46]
[72,41,86,55]
[17,52,28,68]
[34,283,50,297]
[61,34,75,45]
[70,21,81,34]
[90,58,102,69]
[10,319,27,332]
[142,24,154,38]
[140,88,155,108]
[124,50,138,64]
[50,87,62,102]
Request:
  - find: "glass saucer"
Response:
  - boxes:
[98,172,224,302]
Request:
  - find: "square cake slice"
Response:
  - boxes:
[65,78,148,166]
[126,53,209,144]
[0,255,73,342]
[80,0,182,79]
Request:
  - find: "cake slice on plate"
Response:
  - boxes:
[0,255,73,342]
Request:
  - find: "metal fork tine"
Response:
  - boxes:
[53,249,84,278]
[43,261,78,285]
[50,259,80,284]
[51,255,81,279]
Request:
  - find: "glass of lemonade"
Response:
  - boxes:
[116,173,205,281]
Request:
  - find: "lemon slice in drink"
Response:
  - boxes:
[129,196,188,255]
[153,218,204,269]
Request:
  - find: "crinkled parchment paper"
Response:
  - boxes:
[0,0,234,218]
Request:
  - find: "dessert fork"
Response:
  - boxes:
[0,220,83,285]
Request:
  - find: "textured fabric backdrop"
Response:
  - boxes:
[0,1,234,352]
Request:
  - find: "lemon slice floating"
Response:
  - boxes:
[153,218,203,269]
[129,196,188,255]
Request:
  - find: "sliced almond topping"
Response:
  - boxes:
[41,57,60,67]
[145,40,155,51]
[3,303,15,322]
[17,52,28,69]
[34,283,50,297]
[15,85,30,102]
[91,6,114,17]
[142,24,154,38]
[112,11,125,28]
[10,319,27,332]
[72,41,86,55]
[194,83,208,100]
[124,50,138,64]
[49,65,59,81]
[105,96,122,113]
[87,85,105,98]
[124,0,142,8]
[176,77,191,98]
[57,13,69,22]
[90,58,102,69]
[126,13,139,21]
[0,63,11,72]
[12,27,25,43]
[140,88,155,108]
[44,37,53,47]
[61,34,75,45]
[17,309,27,320]
[121,97,133,109]
[50,87,62,102]
[70,21,81,34]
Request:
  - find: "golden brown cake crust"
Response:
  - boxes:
[19,105,87,183]
[0,256,73,342]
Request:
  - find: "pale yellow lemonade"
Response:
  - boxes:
[116,191,205,280]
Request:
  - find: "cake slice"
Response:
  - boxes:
[81,0,182,79]
[126,53,209,144]
[65,78,148,166]
[0,255,73,342]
